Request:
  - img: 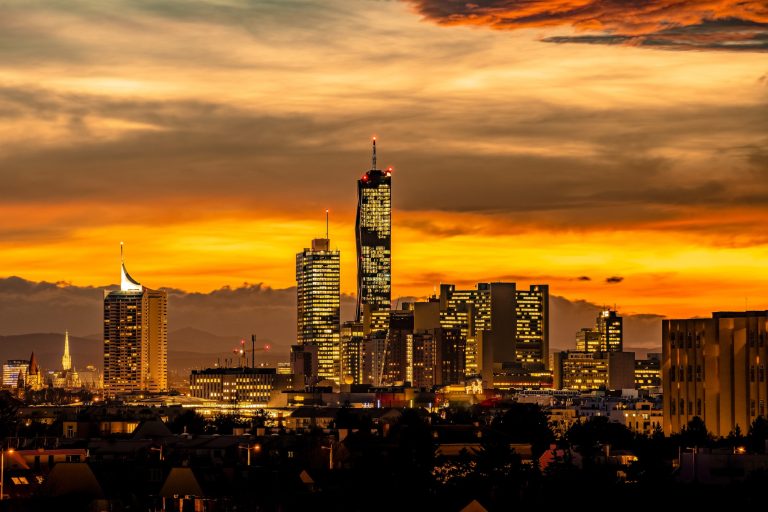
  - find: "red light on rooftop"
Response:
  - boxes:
[264,344,271,351]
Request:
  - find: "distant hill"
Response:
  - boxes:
[0,328,286,375]
[0,333,101,372]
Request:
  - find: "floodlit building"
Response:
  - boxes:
[50,331,81,389]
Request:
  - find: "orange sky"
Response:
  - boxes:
[0,0,767,320]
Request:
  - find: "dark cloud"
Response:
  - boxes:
[0,277,354,360]
[549,295,661,350]
[406,0,768,51]
[605,276,624,284]
[577,276,591,281]
[0,277,662,366]
[1,84,767,241]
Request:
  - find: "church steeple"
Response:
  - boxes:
[62,331,72,371]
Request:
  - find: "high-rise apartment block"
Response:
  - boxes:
[296,236,340,383]
[103,245,167,396]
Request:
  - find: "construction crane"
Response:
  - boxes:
[232,335,271,368]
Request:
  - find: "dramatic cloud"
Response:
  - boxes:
[407,0,768,51]
[0,0,766,319]
[0,276,351,354]
[549,295,661,351]
[605,276,624,284]
[0,277,662,367]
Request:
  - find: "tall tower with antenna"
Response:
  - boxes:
[355,137,392,335]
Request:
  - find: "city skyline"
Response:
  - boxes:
[1,2,768,507]
[0,1,766,323]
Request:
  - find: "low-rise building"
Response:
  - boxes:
[189,367,277,405]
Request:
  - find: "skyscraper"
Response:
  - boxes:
[296,233,341,383]
[341,320,364,384]
[355,138,392,335]
[103,244,168,396]
[436,282,549,383]
[514,284,549,368]
[596,309,623,352]
[575,308,623,353]
[382,307,414,385]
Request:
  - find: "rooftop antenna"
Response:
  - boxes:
[372,136,377,170]
[325,209,329,240]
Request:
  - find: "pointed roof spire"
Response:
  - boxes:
[371,136,377,170]
[62,330,72,371]
[325,209,329,240]
[120,242,142,292]
[29,352,39,375]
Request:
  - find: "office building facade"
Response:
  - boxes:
[383,308,414,385]
[3,359,28,388]
[341,321,364,385]
[597,309,623,352]
[635,354,661,390]
[437,282,549,383]
[553,351,635,391]
[189,367,276,404]
[355,139,392,334]
[663,311,768,436]
[296,237,341,383]
[515,285,550,368]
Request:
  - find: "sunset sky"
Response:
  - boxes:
[1,0,767,328]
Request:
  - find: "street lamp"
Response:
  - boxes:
[150,446,164,461]
[1,448,14,501]
[320,443,334,470]
[239,443,261,466]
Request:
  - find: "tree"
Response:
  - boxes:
[678,416,710,448]
[168,410,206,435]
[492,403,554,457]
[747,417,768,453]
[0,391,20,439]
